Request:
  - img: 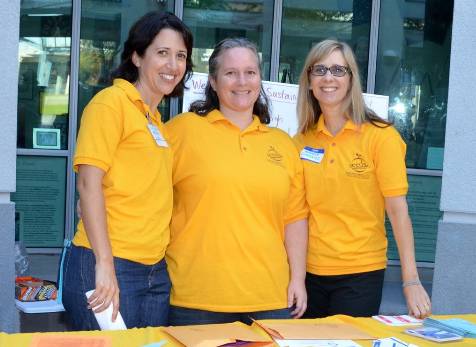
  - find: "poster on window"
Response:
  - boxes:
[182,72,388,136]
[11,156,66,247]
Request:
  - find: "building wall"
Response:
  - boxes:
[0,0,20,333]
[432,1,476,314]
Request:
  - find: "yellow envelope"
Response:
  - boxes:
[253,320,375,340]
[163,322,272,347]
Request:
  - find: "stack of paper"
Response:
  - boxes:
[372,315,422,326]
[424,317,476,338]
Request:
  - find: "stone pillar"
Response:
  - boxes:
[432,1,476,314]
[0,0,20,333]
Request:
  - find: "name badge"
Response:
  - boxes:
[147,123,168,147]
[300,146,324,163]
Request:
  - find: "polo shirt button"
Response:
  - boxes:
[243,146,247,151]
[330,159,334,163]
[332,142,336,146]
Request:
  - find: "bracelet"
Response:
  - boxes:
[402,279,421,288]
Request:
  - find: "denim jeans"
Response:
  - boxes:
[62,244,171,330]
[169,305,292,326]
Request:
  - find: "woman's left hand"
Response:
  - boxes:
[288,278,307,318]
[403,283,432,319]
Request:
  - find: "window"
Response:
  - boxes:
[183,0,274,79]
[280,0,372,87]
[17,0,72,150]
[375,0,452,170]
[78,0,175,123]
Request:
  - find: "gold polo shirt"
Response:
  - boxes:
[294,116,408,275]
[165,110,308,312]
[73,78,173,265]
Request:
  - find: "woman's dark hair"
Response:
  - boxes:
[189,37,271,124]
[111,11,193,97]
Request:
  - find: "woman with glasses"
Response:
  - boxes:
[164,38,308,325]
[294,39,431,318]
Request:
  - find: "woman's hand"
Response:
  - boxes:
[288,278,307,318]
[87,259,120,321]
[403,282,431,319]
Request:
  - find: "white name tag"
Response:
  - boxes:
[147,123,168,147]
[300,146,324,163]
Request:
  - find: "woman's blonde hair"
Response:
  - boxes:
[297,39,388,134]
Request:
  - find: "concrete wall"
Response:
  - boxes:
[0,0,20,333]
[432,1,476,314]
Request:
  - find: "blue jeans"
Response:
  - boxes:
[169,305,292,326]
[62,244,171,330]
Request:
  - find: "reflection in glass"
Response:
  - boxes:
[280,0,371,87]
[78,0,174,123]
[375,0,453,170]
[17,1,72,150]
[183,0,274,79]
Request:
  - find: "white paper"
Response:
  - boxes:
[372,337,418,347]
[85,289,127,331]
[275,340,362,347]
[363,93,389,120]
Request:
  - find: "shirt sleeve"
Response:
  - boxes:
[73,101,123,172]
[284,143,309,225]
[374,127,409,197]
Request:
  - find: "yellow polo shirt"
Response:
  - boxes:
[73,78,173,265]
[294,116,408,276]
[165,110,308,312]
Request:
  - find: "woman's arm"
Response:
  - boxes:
[385,195,431,319]
[77,164,120,321]
[284,218,308,318]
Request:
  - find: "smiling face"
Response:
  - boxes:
[309,49,351,111]
[132,28,187,102]
[210,47,261,118]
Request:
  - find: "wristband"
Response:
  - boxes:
[402,279,421,288]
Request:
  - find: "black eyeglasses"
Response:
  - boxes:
[309,64,351,77]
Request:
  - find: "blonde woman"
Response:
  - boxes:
[294,39,431,318]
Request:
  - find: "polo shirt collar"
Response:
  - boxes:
[206,109,269,133]
[113,78,161,121]
[315,114,360,137]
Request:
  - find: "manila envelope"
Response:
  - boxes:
[253,321,375,340]
[163,322,273,347]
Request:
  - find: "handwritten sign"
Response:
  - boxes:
[183,72,389,135]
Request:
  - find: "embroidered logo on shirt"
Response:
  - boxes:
[267,145,284,167]
[350,153,369,173]
[346,152,370,179]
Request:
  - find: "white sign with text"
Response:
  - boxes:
[183,72,388,136]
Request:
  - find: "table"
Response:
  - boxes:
[1,315,475,346]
